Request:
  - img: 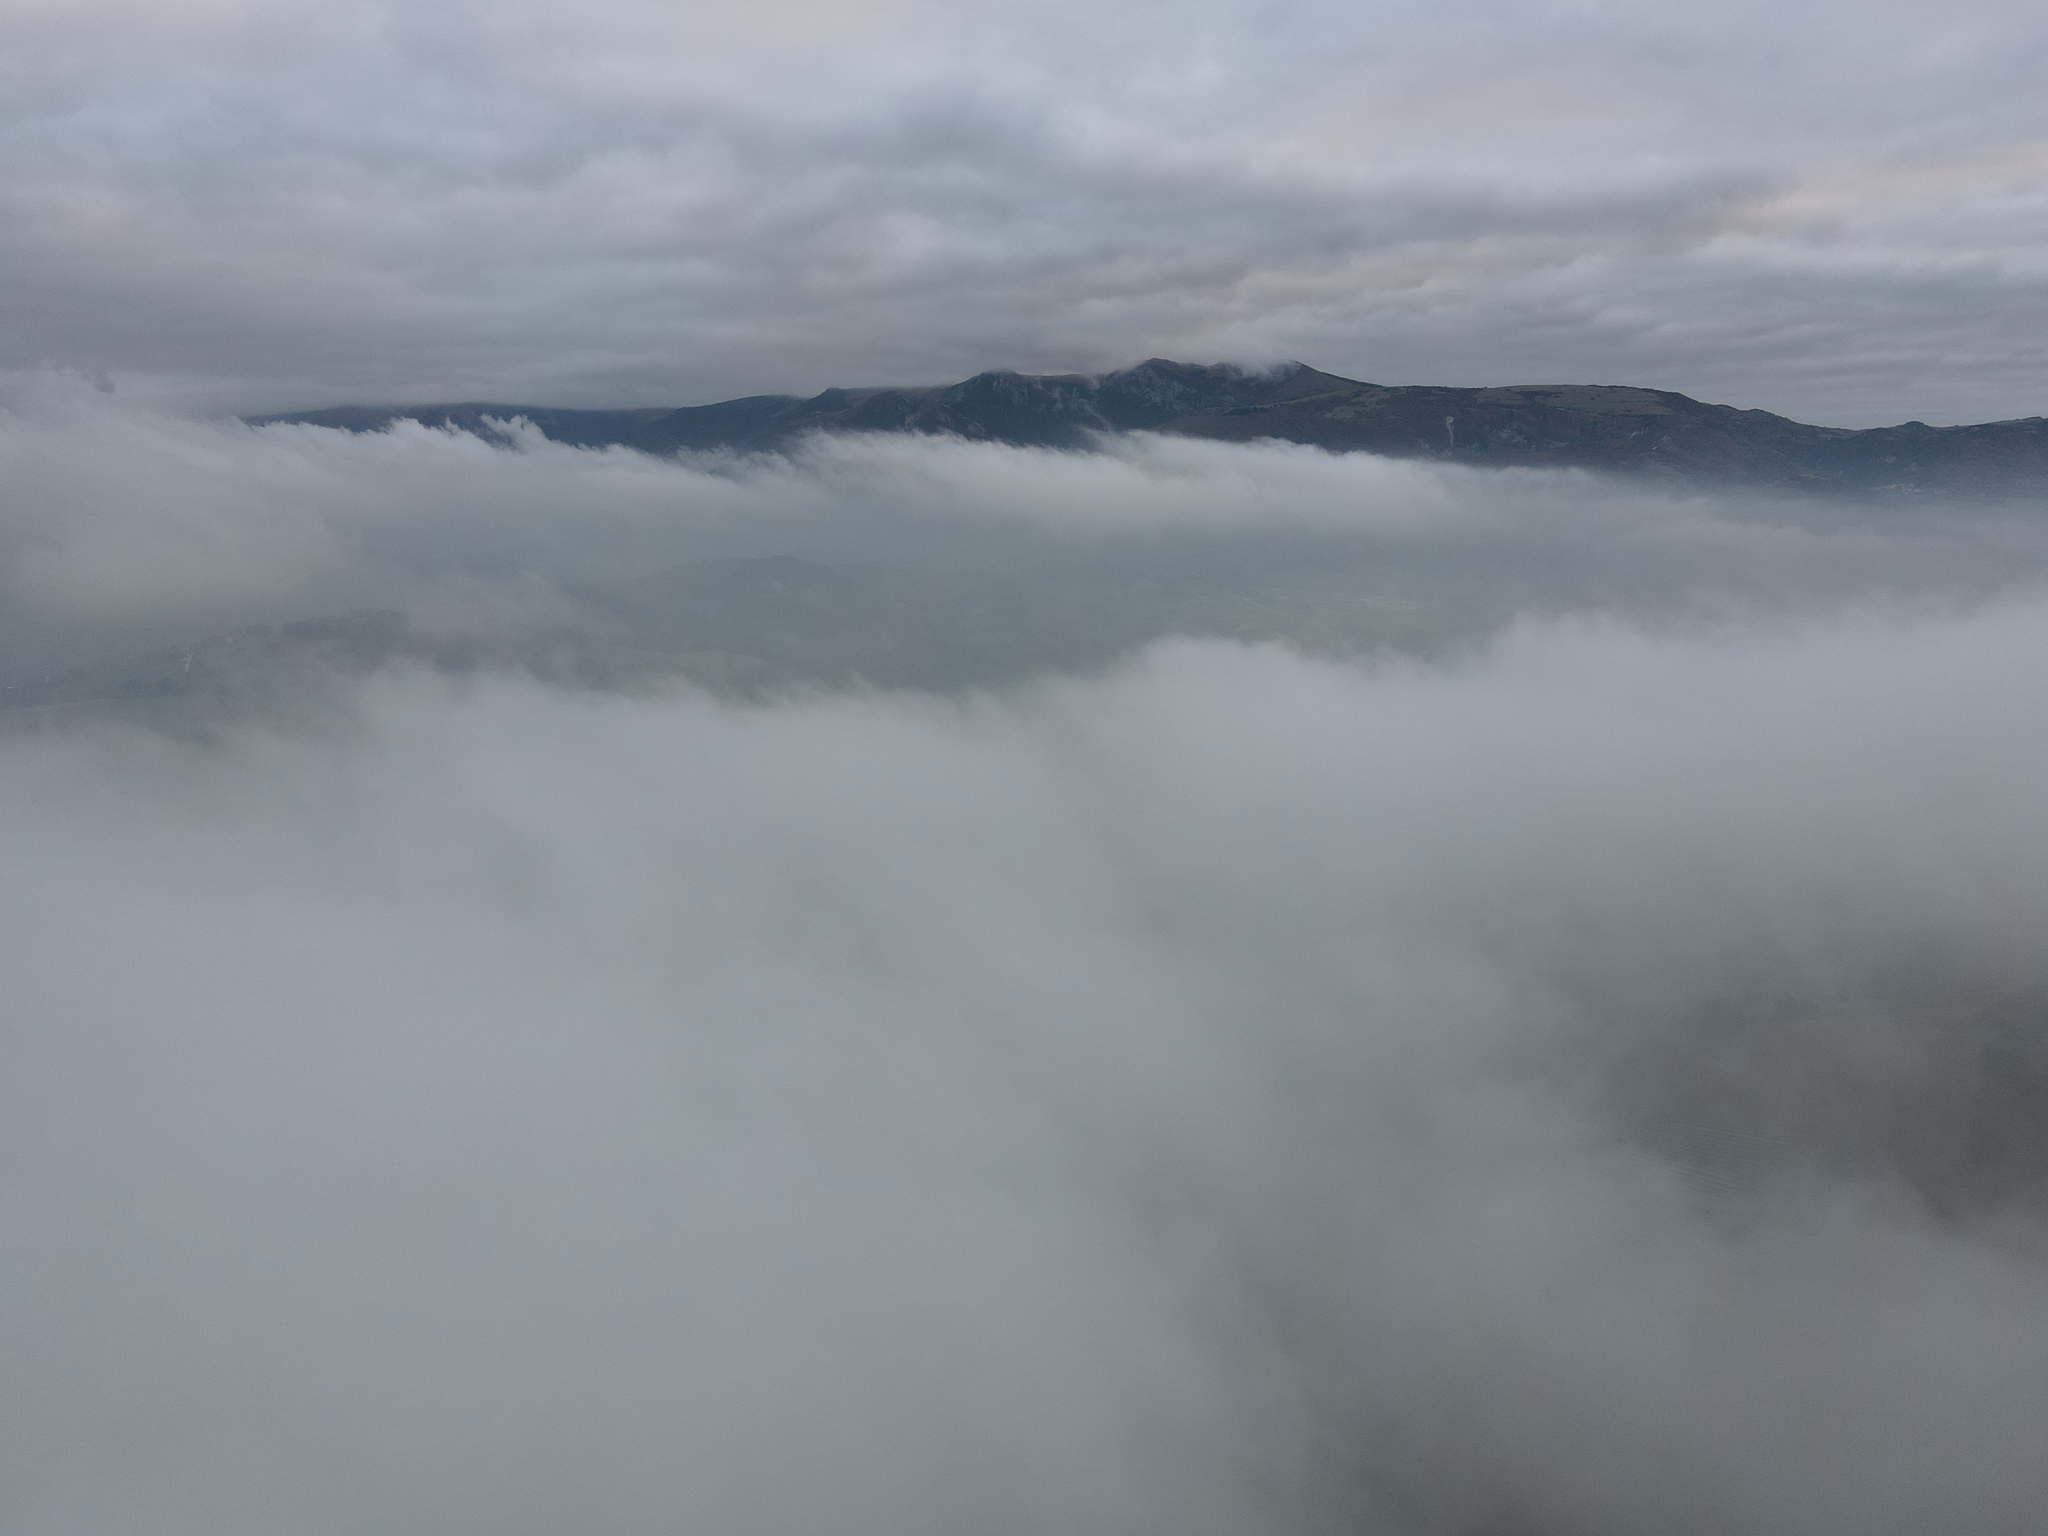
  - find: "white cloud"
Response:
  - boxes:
[3,399,2048,1530]
[6,602,2048,1534]
[5,383,2045,686]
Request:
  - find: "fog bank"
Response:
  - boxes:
[6,381,2048,693]
[4,393,2048,1533]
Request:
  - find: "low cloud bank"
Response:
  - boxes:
[5,381,2047,687]
[4,391,2048,1533]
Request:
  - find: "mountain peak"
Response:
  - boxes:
[252,363,2048,495]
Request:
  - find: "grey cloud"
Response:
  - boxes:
[2,0,2044,420]
[8,12,2048,1526]
[8,384,2048,688]
[5,393,2048,1534]
[7,601,2048,1535]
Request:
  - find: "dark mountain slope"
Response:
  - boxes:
[254,360,2048,495]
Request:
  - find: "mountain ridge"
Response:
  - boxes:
[251,360,2048,495]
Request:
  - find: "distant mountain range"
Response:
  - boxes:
[254,359,2048,495]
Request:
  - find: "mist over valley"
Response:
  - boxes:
[5,379,2048,1533]
[7,0,2048,1529]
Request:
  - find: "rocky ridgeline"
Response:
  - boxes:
[255,359,2048,495]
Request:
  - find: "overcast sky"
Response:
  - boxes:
[3,0,2045,423]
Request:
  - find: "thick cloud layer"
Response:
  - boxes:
[4,0,2046,422]
[8,614,2048,1536]
[4,403,2048,1533]
[8,380,2048,686]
